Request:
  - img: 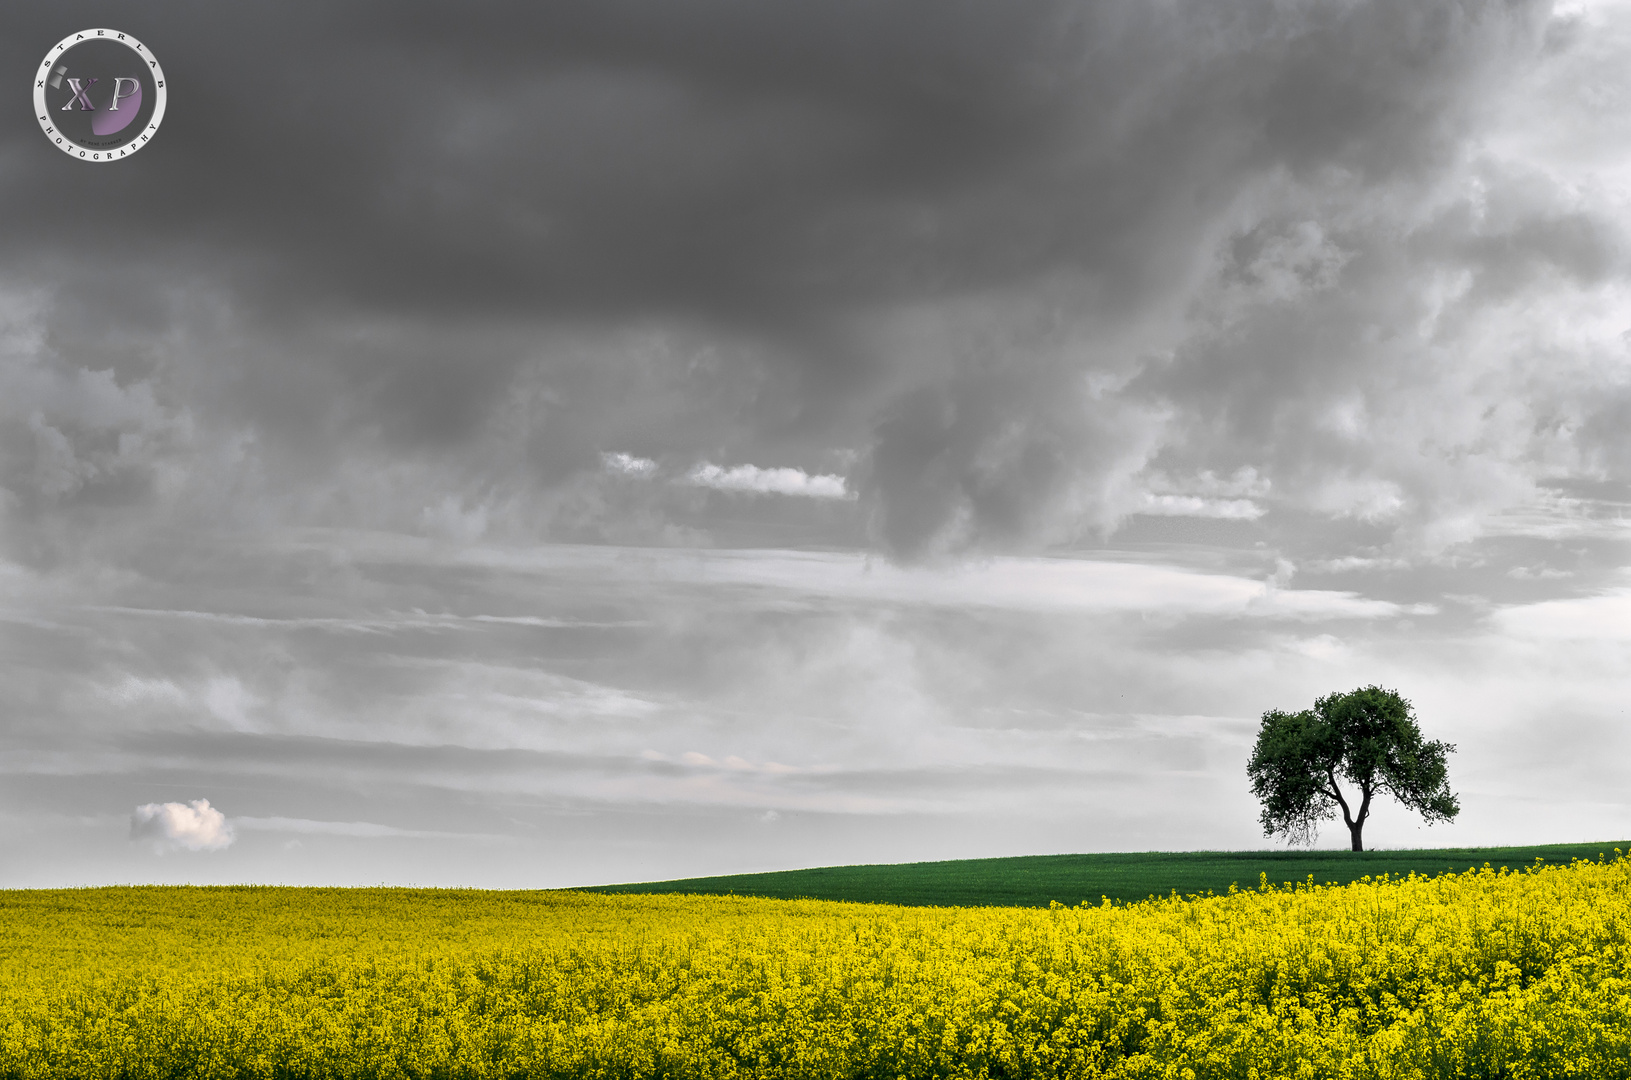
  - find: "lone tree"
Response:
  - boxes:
[1247,685,1459,851]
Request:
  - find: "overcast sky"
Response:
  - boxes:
[3,0,1630,888]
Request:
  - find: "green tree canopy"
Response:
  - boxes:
[1246,685,1459,851]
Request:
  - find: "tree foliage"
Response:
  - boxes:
[1247,685,1459,851]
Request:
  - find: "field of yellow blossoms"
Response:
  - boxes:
[2,855,1628,1078]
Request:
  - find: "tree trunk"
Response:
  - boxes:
[1327,770,1369,851]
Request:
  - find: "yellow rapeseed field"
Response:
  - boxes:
[2,856,1628,1078]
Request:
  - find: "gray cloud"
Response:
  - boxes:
[3,0,1597,562]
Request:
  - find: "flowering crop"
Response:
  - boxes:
[2,855,1628,1078]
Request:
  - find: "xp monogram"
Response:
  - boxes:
[35,29,167,161]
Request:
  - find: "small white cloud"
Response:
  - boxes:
[1138,494,1265,519]
[760,809,781,824]
[687,462,852,499]
[1303,556,1412,573]
[130,799,235,853]
[601,451,658,477]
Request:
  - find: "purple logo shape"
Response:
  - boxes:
[90,77,142,136]
[35,28,169,162]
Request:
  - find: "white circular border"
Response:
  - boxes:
[34,29,167,162]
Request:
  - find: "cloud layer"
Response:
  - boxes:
[4,0,1623,565]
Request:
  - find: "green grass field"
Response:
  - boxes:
[578,840,1631,907]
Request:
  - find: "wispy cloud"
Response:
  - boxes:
[84,607,625,633]
[233,816,506,841]
[1490,586,1631,640]
[455,542,1428,621]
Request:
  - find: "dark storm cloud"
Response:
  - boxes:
[0,0,1561,542]
[4,0,1108,316]
[6,0,1531,311]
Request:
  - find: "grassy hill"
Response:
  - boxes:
[578,841,1630,907]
